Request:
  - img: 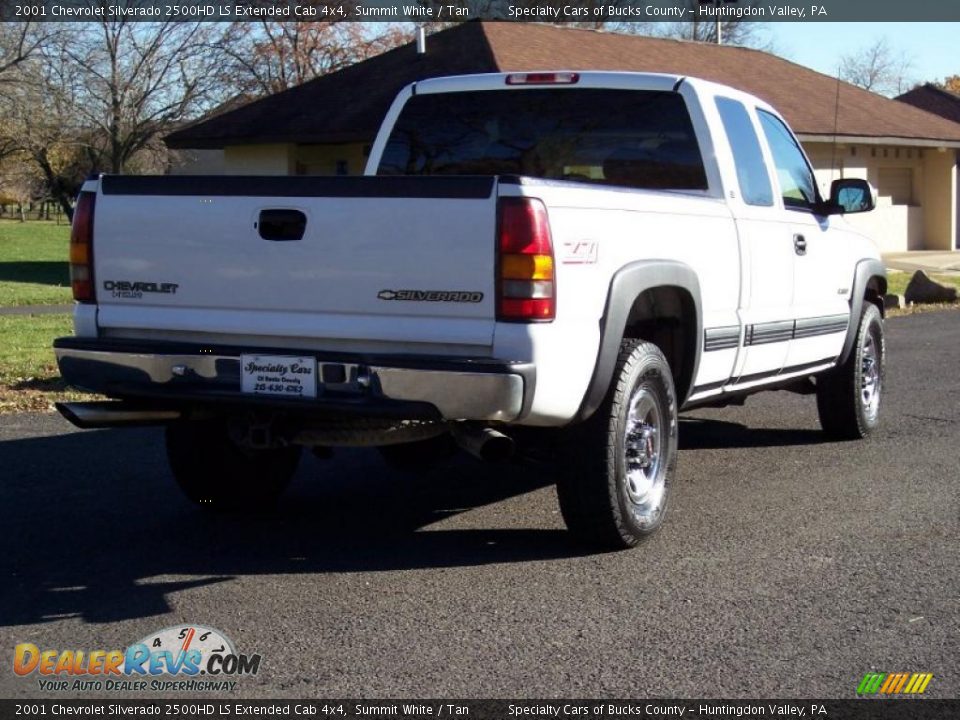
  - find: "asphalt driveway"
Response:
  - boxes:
[1,311,957,699]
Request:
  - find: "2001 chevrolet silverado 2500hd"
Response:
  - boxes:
[55,72,886,549]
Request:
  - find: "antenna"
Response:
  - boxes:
[830,70,841,183]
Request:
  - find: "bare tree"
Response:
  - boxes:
[0,23,56,79]
[217,21,407,97]
[0,42,90,220]
[839,37,914,96]
[0,155,44,222]
[62,20,228,173]
[0,24,59,161]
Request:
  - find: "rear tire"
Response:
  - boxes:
[816,303,884,440]
[165,418,301,510]
[556,340,678,549]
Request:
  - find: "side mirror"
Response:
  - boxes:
[827,178,875,215]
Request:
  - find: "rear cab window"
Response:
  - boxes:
[377,88,708,192]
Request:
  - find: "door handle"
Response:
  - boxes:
[794,234,807,256]
[257,209,306,241]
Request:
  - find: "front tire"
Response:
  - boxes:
[556,340,678,549]
[165,418,301,510]
[816,302,885,440]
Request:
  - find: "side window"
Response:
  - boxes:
[715,97,773,206]
[757,110,819,209]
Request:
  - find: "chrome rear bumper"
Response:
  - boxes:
[54,338,532,423]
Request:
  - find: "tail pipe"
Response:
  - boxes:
[56,401,183,429]
[452,425,515,463]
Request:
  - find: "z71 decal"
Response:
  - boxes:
[560,240,598,264]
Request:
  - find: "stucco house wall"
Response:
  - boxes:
[805,141,957,252]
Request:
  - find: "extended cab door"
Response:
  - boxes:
[713,96,794,383]
[755,111,851,369]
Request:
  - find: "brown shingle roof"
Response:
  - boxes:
[896,83,960,125]
[165,22,960,150]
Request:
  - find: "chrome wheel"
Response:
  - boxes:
[861,331,881,422]
[623,384,665,525]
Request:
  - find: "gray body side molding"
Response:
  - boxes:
[573,260,702,423]
[839,258,887,366]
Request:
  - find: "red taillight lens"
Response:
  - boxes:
[70,191,96,303]
[497,197,555,322]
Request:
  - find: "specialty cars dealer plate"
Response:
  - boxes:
[240,354,318,399]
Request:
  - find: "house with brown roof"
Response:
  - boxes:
[165,22,960,253]
[898,83,960,125]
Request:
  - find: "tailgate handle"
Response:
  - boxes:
[257,209,306,241]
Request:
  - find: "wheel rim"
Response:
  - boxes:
[861,330,881,422]
[623,384,665,524]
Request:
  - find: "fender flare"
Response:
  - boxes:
[839,258,887,366]
[573,260,702,423]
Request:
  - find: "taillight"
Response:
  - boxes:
[70,191,96,303]
[497,197,555,322]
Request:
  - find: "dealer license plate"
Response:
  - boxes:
[240,354,318,399]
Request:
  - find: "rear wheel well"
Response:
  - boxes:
[621,286,698,402]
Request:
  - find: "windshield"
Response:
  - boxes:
[377,88,707,191]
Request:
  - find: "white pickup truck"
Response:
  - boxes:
[56,71,886,549]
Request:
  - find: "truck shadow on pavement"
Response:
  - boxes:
[0,425,585,627]
[0,414,830,627]
[679,417,825,449]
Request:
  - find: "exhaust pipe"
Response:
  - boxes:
[452,425,514,463]
[56,401,183,429]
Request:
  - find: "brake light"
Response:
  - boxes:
[70,191,96,303]
[505,72,580,86]
[497,197,555,322]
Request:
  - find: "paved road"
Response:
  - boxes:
[1,312,957,700]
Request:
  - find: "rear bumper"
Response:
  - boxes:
[54,337,533,422]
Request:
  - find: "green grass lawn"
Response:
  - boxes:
[886,269,960,297]
[0,219,72,306]
[0,312,95,413]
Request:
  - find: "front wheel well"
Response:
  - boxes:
[865,275,887,317]
[621,286,698,403]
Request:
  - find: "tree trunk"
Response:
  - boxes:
[34,151,75,222]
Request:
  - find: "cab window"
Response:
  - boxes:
[715,97,773,207]
[757,110,819,210]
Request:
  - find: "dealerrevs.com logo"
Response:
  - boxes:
[13,625,261,693]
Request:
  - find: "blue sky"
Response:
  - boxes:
[766,23,958,87]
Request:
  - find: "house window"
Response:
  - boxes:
[878,167,914,205]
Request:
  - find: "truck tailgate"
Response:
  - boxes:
[92,175,498,350]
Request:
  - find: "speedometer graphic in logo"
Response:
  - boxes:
[133,625,235,673]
